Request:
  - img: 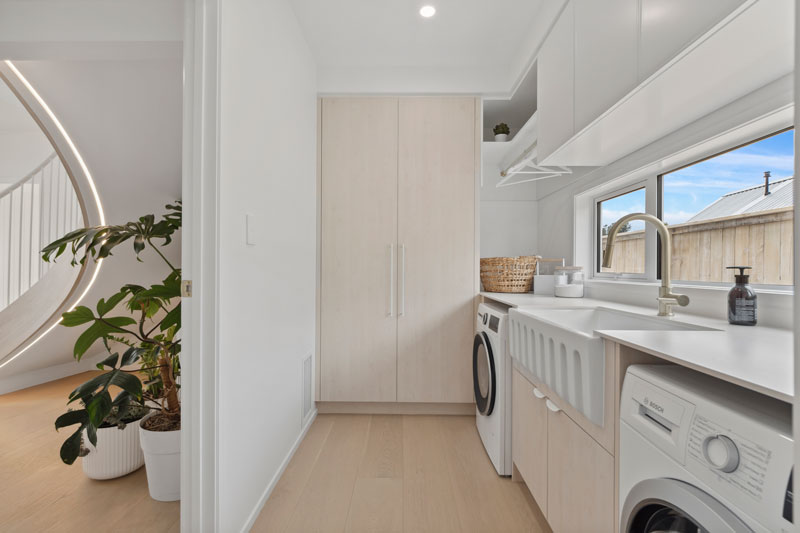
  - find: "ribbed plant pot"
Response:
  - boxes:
[139,413,181,501]
[81,422,144,480]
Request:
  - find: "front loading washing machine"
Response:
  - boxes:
[473,302,512,476]
[619,364,793,532]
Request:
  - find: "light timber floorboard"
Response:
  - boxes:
[0,372,179,532]
[254,414,550,533]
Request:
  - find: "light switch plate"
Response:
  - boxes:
[246,213,257,245]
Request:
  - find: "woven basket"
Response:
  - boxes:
[480,256,539,293]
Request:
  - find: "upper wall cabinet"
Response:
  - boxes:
[537,1,574,163]
[537,0,792,167]
[573,0,638,133]
[639,0,746,78]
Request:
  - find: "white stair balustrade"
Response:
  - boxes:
[0,153,82,312]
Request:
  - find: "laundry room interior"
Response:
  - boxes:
[0,0,798,532]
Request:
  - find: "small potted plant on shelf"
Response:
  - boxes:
[46,202,182,501]
[493,122,510,142]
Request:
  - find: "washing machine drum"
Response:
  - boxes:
[622,479,752,533]
[473,332,496,416]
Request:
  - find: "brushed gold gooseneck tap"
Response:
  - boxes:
[602,213,689,316]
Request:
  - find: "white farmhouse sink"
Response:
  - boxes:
[508,307,714,427]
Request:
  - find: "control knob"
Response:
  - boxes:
[702,435,739,473]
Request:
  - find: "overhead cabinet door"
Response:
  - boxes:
[320,98,399,402]
[397,97,476,403]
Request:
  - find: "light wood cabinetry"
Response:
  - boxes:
[319,97,477,405]
[397,97,476,403]
[512,370,548,513]
[536,1,574,163]
[547,404,614,533]
[573,0,638,131]
[512,363,614,532]
[320,98,399,402]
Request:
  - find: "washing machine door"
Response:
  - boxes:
[472,332,496,416]
[621,479,752,533]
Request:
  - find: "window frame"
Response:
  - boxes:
[589,127,794,291]
[593,181,652,281]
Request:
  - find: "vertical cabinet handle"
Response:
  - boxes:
[545,399,561,413]
[399,244,406,317]
[387,244,394,317]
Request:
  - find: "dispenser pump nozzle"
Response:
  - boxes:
[726,266,751,282]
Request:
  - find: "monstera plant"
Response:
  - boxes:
[44,202,182,472]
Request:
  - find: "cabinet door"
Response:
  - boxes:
[320,98,399,402]
[512,370,548,515]
[573,0,638,132]
[397,97,476,403]
[547,404,614,533]
[639,0,745,79]
[537,1,575,164]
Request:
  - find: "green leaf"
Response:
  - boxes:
[109,371,143,398]
[120,347,144,367]
[55,409,89,430]
[73,317,137,359]
[61,306,95,327]
[68,373,113,403]
[96,291,127,317]
[133,234,145,255]
[96,352,119,369]
[60,428,84,465]
[86,424,97,447]
[160,303,181,332]
[86,392,113,427]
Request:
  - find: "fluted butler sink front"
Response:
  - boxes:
[508,307,714,427]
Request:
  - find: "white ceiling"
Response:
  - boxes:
[289,0,557,94]
[290,0,543,69]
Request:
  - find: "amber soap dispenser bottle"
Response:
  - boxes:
[726,266,757,326]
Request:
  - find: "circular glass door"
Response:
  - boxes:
[473,333,496,416]
[621,479,752,533]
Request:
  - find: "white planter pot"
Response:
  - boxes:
[81,422,144,480]
[494,133,508,142]
[139,414,181,501]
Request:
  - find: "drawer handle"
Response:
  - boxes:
[532,387,546,400]
[545,399,561,413]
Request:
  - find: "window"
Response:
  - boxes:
[597,187,646,275]
[592,128,794,287]
[661,129,794,285]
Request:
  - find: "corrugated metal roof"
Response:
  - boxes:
[687,177,793,222]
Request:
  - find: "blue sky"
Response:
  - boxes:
[600,129,794,230]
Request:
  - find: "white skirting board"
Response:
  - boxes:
[239,409,318,533]
[0,351,106,395]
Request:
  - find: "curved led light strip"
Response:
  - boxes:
[0,60,106,370]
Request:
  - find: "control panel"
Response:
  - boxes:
[688,414,771,501]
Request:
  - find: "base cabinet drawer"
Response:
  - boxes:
[547,405,614,533]
[512,369,548,514]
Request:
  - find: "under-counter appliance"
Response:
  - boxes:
[620,365,792,532]
[473,302,512,476]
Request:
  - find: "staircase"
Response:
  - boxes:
[0,152,81,312]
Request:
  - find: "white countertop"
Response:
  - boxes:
[480,291,793,403]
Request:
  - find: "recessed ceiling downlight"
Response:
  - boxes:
[419,5,436,18]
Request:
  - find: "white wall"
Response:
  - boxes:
[217,0,317,530]
[480,143,538,258]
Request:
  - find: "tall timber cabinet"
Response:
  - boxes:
[319,96,478,406]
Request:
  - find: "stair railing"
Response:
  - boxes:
[0,153,82,311]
